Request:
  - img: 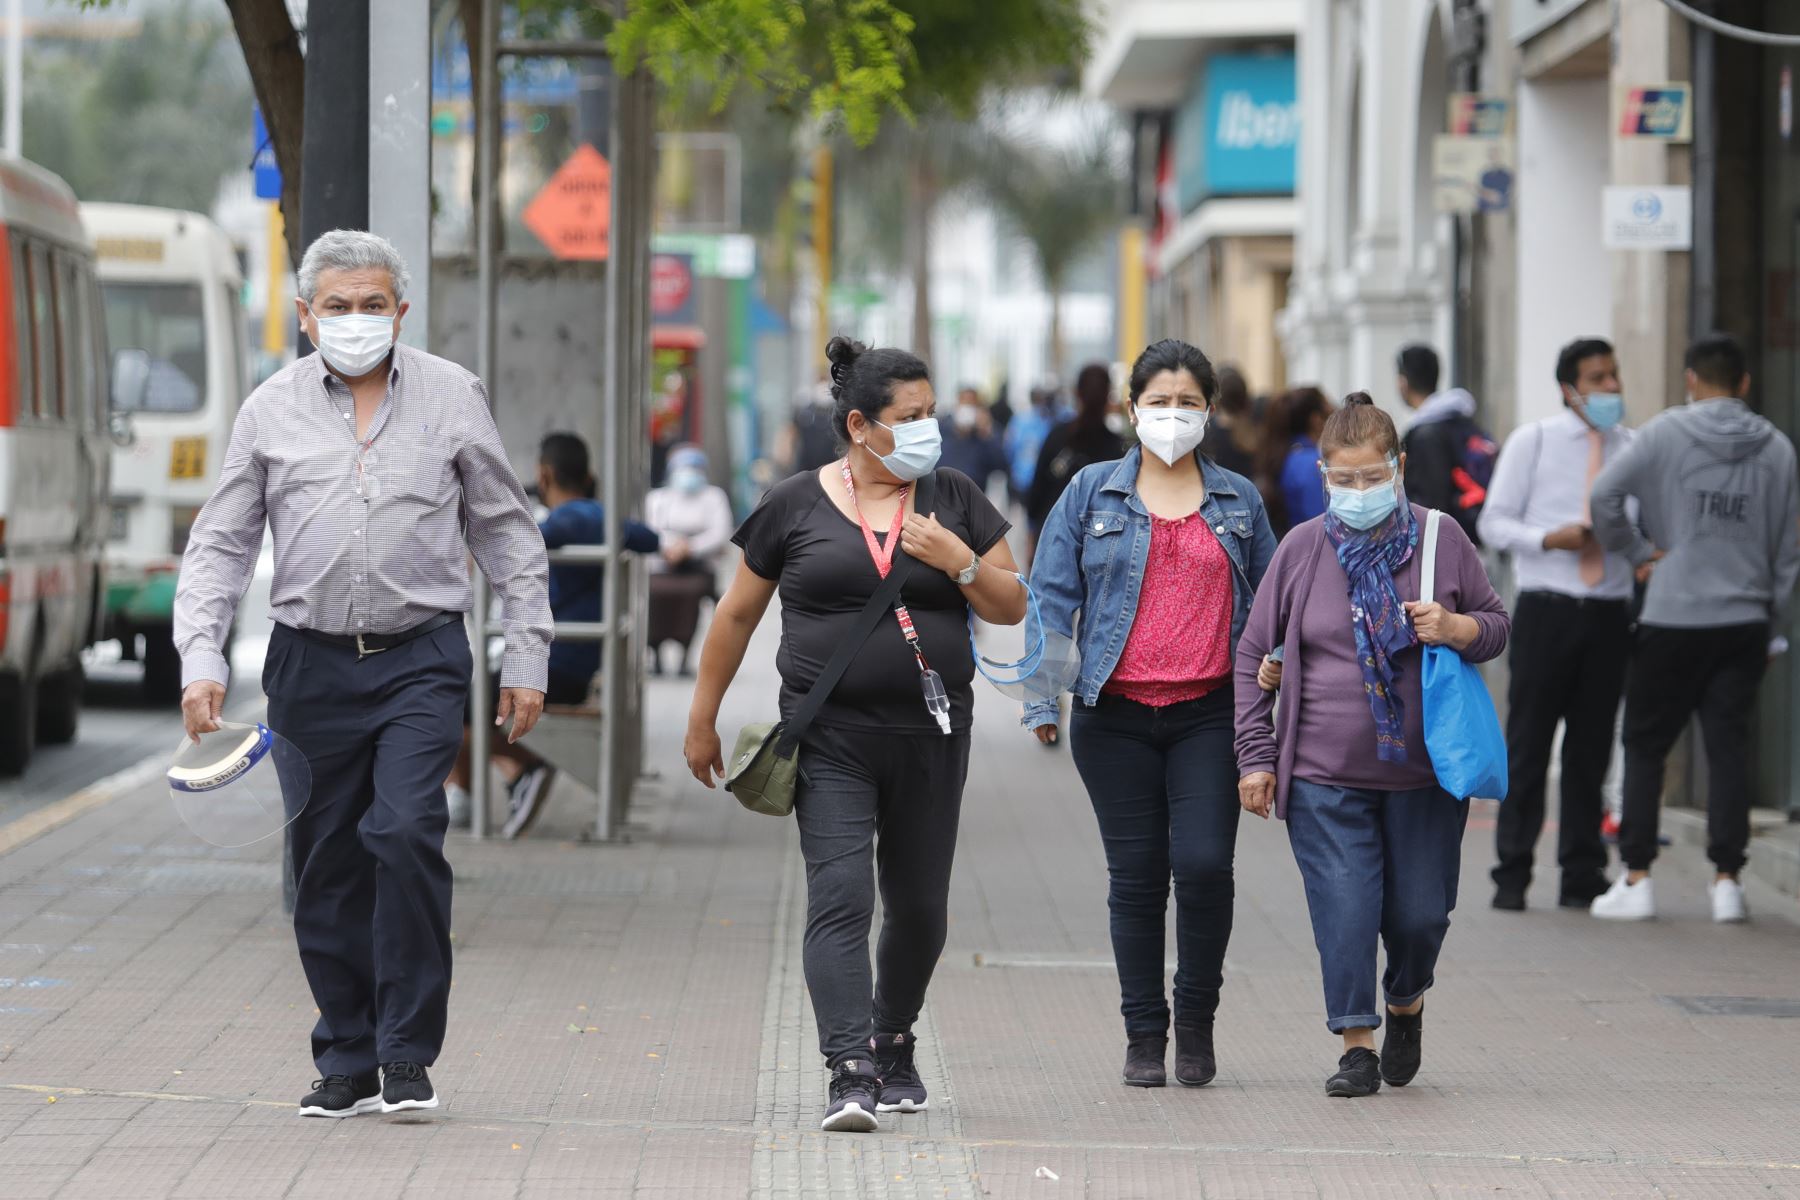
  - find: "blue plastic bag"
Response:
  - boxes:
[1417,510,1508,801]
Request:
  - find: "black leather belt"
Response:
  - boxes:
[291,611,463,660]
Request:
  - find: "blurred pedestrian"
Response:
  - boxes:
[1255,386,1333,536]
[1004,384,1061,506]
[684,336,1026,1133]
[1588,332,1800,924]
[1236,394,1509,1098]
[174,230,552,1118]
[1025,339,1275,1089]
[646,444,735,676]
[777,382,842,476]
[1201,365,1258,478]
[1396,344,1497,545]
[937,385,1009,492]
[1025,363,1128,545]
[1480,338,1634,913]
[447,432,659,838]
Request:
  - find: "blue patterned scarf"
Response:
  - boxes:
[1323,505,1420,762]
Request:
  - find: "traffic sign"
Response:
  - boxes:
[523,144,611,261]
[252,107,282,200]
[650,253,697,324]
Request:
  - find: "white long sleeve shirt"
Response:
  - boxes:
[645,484,735,573]
[1476,409,1636,601]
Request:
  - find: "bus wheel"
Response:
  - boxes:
[0,672,37,777]
[37,664,83,746]
[142,627,182,705]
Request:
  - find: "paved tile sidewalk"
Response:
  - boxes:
[2,624,1799,1198]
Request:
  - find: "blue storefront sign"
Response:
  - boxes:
[252,106,281,200]
[1175,53,1299,212]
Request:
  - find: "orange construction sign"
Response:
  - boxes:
[523,144,612,261]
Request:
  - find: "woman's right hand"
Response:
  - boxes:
[685,723,725,788]
[1033,724,1059,746]
[1239,772,1275,819]
[1257,655,1283,692]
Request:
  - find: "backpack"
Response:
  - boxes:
[1443,414,1499,541]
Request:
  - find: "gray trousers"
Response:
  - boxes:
[794,723,971,1066]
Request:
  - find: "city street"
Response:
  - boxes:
[2,621,1798,1200]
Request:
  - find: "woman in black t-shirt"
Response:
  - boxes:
[685,337,1025,1134]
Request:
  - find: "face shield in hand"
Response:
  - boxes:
[167,722,312,848]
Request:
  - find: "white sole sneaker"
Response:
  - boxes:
[1590,876,1655,921]
[876,1098,928,1113]
[1710,880,1749,923]
[298,1095,383,1118]
[820,1101,878,1132]
[381,1095,440,1114]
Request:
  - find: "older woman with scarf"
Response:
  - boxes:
[1234,394,1509,1098]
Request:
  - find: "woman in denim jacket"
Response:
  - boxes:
[1024,340,1277,1088]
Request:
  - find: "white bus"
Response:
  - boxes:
[0,158,112,774]
[82,203,248,701]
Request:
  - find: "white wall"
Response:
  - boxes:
[1514,77,1611,426]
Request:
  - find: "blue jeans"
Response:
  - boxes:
[1070,689,1240,1036]
[1285,777,1468,1034]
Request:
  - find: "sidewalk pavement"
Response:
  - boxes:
[3,623,1800,1199]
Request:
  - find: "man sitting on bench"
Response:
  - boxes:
[448,432,659,837]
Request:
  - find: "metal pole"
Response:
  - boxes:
[369,0,433,350]
[3,0,21,158]
[596,48,626,842]
[470,0,500,839]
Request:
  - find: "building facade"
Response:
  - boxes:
[1086,0,1300,397]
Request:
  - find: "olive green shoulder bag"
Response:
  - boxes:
[725,472,935,816]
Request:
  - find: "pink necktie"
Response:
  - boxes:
[1579,431,1606,587]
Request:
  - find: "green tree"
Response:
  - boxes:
[25,5,253,213]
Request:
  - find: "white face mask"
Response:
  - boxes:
[311,311,397,376]
[1133,407,1208,466]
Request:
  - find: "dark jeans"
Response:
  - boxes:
[266,621,470,1075]
[1069,688,1240,1036]
[1286,778,1468,1033]
[1619,623,1768,874]
[1492,592,1631,895]
[794,723,971,1066]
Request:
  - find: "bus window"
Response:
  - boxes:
[7,241,30,417]
[53,255,80,422]
[28,242,59,419]
[101,281,206,414]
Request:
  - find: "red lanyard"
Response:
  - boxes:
[841,460,950,732]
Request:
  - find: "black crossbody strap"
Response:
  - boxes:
[778,471,938,753]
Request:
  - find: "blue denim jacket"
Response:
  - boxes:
[1023,447,1278,728]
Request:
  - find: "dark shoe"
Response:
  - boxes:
[1558,874,1610,909]
[501,764,556,840]
[1325,1047,1382,1098]
[298,1072,381,1118]
[873,1032,928,1113]
[1173,1020,1215,1087]
[822,1058,880,1132]
[1491,886,1526,912]
[1381,1006,1423,1087]
[380,1061,438,1113]
[1122,1035,1167,1087]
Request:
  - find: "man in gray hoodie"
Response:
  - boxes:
[1588,332,1800,924]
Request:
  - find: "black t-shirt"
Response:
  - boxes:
[734,468,1012,734]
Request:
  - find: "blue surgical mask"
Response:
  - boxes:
[872,418,942,482]
[1581,392,1624,431]
[671,467,707,494]
[1328,481,1401,530]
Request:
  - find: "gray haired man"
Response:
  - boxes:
[174,230,551,1117]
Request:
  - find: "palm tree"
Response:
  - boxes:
[975,101,1127,375]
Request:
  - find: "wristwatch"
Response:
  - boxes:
[952,553,981,586]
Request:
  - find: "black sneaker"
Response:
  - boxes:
[873,1032,928,1113]
[380,1061,438,1113]
[1173,1020,1216,1087]
[1491,886,1526,912]
[1559,873,1610,909]
[1325,1047,1382,1098]
[1381,1006,1423,1087]
[1122,1035,1167,1087]
[822,1058,880,1132]
[501,765,556,840]
[298,1072,381,1118]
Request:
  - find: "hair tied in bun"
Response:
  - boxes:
[1343,391,1375,407]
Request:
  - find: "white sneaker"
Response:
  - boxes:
[1709,878,1748,923]
[1590,875,1655,920]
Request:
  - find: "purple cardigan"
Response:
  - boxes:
[1233,505,1510,818]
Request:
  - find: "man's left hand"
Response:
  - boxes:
[900,511,972,576]
[495,687,546,743]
